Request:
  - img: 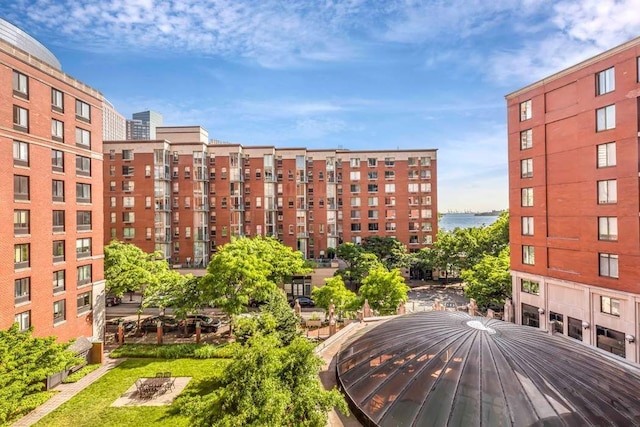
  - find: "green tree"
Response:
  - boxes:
[261,290,302,346]
[0,324,82,424]
[427,230,465,284]
[462,247,512,310]
[104,240,156,297]
[335,243,383,289]
[312,275,358,319]
[181,333,347,426]
[362,236,409,270]
[358,267,410,315]
[200,237,308,334]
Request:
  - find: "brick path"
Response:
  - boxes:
[12,356,124,427]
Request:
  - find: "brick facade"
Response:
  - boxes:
[0,37,105,342]
[507,37,640,362]
[104,127,438,268]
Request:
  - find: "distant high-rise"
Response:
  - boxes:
[126,110,163,140]
[103,99,126,141]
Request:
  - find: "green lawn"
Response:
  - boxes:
[34,358,228,427]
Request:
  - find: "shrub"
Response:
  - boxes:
[110,343,230,359]
[62,364,101,383]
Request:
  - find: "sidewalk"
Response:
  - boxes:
[12,356,124,427]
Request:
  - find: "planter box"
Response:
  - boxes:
[305,319,322,328]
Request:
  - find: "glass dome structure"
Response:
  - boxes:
[337,311,640,426]
[0,18,61,69]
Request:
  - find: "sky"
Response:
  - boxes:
[3,0,640,212]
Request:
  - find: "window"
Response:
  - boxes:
[520,158,533,178]
[76,183,91,203]
[522,245,535,265]
[368,209,379,219]
[385,209,396,219]
[597,142,616,168]
[350,158,360,167]
[596,67,615,95]
[145,196,152,208]
[367,171,378,180]
[53,299,66,324]
[408,170,419,180]
[384,157,395,167]
[600,296,620,316]
[53,210,65,232]
[75,127,91,147]
[122,211,135,223]
[52,88,63,111]
[368,223,379,231]
[123,227,135,239]
[350,197,361,207]
[15,243,30,269]
[185,166,191,178]
[385,170,395,180]
[596,105,615,131]
[522,303,540,328]
[549,312,563,334]
[122,165,134,176]
[77,264,92,286]
[13,70,28,98]
[15,277,30,304]
[520,129,532,150]
[14,209,29,235]
[384,183,395,193]
[408,183,418,193]
[52,119,64,141]
[522,217,534,235]
[14,175,29,201]
[110,197,116,207]
[75,238,91,259]
[368,158,377,167]
[521,187,533,207]
[596,326,625,357]
[185,227,191,238]
[145,165,151,177]
[368,184,378,192]
[110,212,116,223]
[521,279,539,295]
[52,180,65,202]
[350,184,360,193]
[77,291,92,314]
[76,155,91,176]
[350,210,361,219]
[597,180,617,204]
[599,253,618,278]
[53,240,65,262]
[53,270,65,293]
[146,227,152,239]
[368,197,378,207]
[76,99,91,122]
[13,140,29,166]
[385,196,396,206]
[350,171,361,180]
[568,317,583,341]
[122,181,134,192]
[421,183,431,192]
[77,211,92,231]
[52,149,64,172]
[598,217,617,241]
[13,105,28,130]
[520,100,532,121]
[386,222,396,232]
[351,223,361,232]
[14,311,30,332]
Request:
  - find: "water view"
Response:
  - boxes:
[439,213,500,231]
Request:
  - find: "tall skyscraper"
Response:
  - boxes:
[126,110,163,140]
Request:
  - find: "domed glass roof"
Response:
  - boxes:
[337,311,640,426]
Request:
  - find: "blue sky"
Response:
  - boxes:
[3,0,640,212]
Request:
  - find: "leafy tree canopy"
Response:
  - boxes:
[462,247,512,310]
[358,267,410,315]
[312,275,358,318]
[0,325,82,424]
[181,333,347,427]
[104,240,157,296]
[362,236,409,270]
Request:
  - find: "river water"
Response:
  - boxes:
[439,213,499,231]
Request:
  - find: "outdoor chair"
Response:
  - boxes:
[168,377,176,390]
[155,372,164,378]
[163,371,171,378]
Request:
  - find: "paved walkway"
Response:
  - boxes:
[12,356,124,427]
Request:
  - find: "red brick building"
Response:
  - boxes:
[105,127,438,280]
[0,20,105,342]
[507,37,640,361]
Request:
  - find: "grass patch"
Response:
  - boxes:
[34,358,229,427]
[109,343,232,359]
[62,364,101,383]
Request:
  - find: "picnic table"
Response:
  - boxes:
[135,373,175,399]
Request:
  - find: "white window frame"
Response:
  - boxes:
[521,187,534,207]
[597,142,616,168]
[520,129,532,150]
[599,253,619,278]
[522,245,535,265]
[596,105,615,131]
[521,158,533,178]
[520,100,532,121]
[598,217,618,241]
[596,67,615,95]
[522,216,534,236]
[597,180,617,204]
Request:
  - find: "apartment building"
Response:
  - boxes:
[105,127,438,271]
[507,37,640,362]
[126,110,163,140]
[0,18,105,342]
